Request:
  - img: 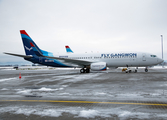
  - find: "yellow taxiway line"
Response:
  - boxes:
[0,100,167,106]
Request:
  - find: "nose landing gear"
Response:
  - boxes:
[145,67,148,72]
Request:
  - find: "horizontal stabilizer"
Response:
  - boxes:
[4,52,33,58]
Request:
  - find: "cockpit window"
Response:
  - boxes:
[151,55,157,57]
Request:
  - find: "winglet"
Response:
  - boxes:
[65,45,73,53]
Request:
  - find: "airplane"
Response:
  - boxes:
[4,30,163,73]
[65,45,73,53]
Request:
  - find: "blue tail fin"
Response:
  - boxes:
[20,30,53,56]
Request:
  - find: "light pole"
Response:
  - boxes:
[161,35,164,67]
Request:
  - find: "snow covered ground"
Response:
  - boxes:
[0,68,167,119]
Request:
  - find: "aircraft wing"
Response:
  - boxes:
[44,56,93,66]
[4,52,33,58]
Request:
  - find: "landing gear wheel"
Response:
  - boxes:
[135,70,137,73]
[86,68,90,73]
[145,69,148,72]
[80,68,85,73]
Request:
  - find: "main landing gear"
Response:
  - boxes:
[145,67,148,72]
[80,68,90,73]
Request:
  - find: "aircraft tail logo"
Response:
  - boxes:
[25,46,32,51]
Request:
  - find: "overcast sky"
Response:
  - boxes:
[0,0,167,64]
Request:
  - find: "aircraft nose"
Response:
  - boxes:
[158,58,164,63]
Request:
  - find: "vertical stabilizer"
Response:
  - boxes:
[20,30,37,55]
[20,30,43,56]
[20,30,53,56]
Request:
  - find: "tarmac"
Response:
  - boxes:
[0,67,167,120]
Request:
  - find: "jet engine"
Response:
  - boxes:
[90,62,107,71]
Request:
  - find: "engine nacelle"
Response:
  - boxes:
[90,62,107,71]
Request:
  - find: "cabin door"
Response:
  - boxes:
[142,54,146,61]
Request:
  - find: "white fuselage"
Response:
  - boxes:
[54,52,163,68]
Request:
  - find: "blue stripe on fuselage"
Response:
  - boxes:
[25,56,71,67]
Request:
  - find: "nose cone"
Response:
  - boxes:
[158,58,164,64]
